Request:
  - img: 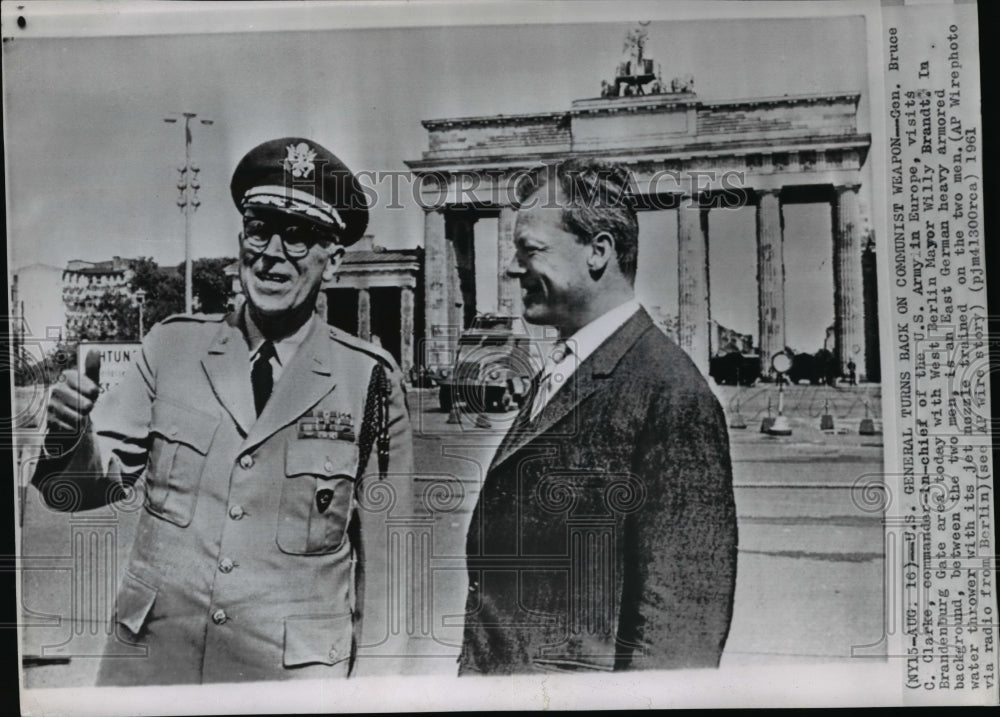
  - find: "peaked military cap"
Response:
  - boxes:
[230,137,369,246]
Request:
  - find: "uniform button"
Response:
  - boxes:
[323,461,334,473]
[211,609,228,625]
[218,558,235,574]
[169,425,179,436]
[228,505,245,520]
[329,647,339,660]
[468,580,479,592]
[239,454,254,469]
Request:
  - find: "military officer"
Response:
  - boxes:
[33,137,414,685]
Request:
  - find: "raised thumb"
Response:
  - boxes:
[84,349,101,385]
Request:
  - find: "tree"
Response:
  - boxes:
[130,257,185,327]
[190,257,236,313]
[128,256,235,328]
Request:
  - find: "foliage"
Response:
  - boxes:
[190,257,236,314]
[130,256,185,329]
[120,255,236,335]
[69,255,236,343]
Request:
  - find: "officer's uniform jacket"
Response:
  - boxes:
[33,310,414,685]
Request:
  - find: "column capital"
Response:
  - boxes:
[755,187,782,198]
[832,182,862,195]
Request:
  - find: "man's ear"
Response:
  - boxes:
[587,232,615,274]
[322,244,346,282]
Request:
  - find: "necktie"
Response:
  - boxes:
[251,340,276,416]
[529,340,570,422]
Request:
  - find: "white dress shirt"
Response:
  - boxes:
[529,299,641,420]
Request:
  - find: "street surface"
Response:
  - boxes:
[16,382,887,686]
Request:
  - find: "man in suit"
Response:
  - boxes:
[460,158,738,674]
[32,137,413,684]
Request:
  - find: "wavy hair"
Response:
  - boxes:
[515,158,639,283]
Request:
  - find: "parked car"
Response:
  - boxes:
[439,314,545,413]
[710,351,761,386]
[787,348,838,385]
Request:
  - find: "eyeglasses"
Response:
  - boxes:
[241,217,331,259]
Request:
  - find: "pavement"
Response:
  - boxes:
[15,381,888,687]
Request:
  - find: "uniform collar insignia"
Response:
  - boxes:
[284,142,318,179]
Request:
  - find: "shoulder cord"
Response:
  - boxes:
[356,363,390,483]
[349,362,390,676]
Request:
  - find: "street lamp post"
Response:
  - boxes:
[164,112,213,314]
[768,351,793,436]
[135,288,147,339]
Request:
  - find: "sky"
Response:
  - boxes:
[4,9,869,351]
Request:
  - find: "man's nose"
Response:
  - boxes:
[261,233,286,259]
[505,255,525,278]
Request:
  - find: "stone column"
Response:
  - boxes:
[862,238,880,382]
[832,184,866,379]
[496,206,522,316]
[357,288,371,342]
[423,209,449,367]
[447,212,477,329]
[400,285,415,378]
[756,189,786,376]
[677,197,711,375]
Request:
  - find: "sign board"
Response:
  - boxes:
[76,342,142,397]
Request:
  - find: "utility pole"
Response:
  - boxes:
[164,112,213,313]
[136,288,147,339]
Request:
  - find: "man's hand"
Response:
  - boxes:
[46,350,101,438]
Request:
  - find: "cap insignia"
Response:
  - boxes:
[284,142,318,179]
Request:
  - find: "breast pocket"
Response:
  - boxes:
[276,439,359,555]
[146,399,220,527]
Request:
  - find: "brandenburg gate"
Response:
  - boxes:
[405,65,875,379]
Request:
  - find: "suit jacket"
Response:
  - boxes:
[460,308,737,674]
[32,311,414,685]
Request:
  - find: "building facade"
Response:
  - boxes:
[321,238,423,378]
[61,257,137,342]
[406,82,878,380]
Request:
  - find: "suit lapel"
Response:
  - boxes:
[489,308,656,471]
[241,317,337,452]
[489,399,534,471]
[201,313,256,436]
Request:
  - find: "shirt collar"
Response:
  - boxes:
[244,309,316,367]
[561,299,641,365]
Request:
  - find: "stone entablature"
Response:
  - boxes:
[325,249,420,291]
[412,92,866,169]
